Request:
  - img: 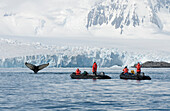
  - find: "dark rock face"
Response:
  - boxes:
[134,61,170,68]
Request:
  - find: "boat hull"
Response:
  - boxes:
[120,73,151,80]
[70,73,111,79]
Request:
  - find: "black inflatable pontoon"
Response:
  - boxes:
[70,72,111,79]
[120,72,151,80]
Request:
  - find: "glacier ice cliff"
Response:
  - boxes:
[0,47,124,68]
[0,46,170,68]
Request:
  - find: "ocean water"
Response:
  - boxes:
[0,68,170,111]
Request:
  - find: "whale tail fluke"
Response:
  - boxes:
[25,62,36,70]
[25,62,49,73]
[38,63,49,70]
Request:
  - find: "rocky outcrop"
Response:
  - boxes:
[133,61,170,68]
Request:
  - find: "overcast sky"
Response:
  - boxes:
[0,0,104,13]
[0,0,77,13]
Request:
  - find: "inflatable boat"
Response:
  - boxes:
[70,72,111,79]
[120,72,151,80]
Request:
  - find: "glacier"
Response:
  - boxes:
[1,37,170,68]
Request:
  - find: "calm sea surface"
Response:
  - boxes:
[0,68,170,111]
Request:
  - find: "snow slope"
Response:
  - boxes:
[0,0,93,37]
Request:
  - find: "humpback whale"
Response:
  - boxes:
[25,62,49,73]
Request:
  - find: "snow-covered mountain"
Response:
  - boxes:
[0,0,169,37]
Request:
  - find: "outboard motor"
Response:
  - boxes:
[142,72,145,76]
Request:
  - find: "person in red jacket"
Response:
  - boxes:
[123,66,129,74]
[136,62,141,74]
[92,62,97,75]
[75,68,81,75]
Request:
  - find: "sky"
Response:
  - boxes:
[0,0,102,12]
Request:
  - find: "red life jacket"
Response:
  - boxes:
[123,68,128,74]
[76,69,81,75]
[136,63,141,72]
[92,63,97,72]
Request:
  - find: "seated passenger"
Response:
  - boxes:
[131,70,135,74]
[75,68,81,75]
[123,66,129,74]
